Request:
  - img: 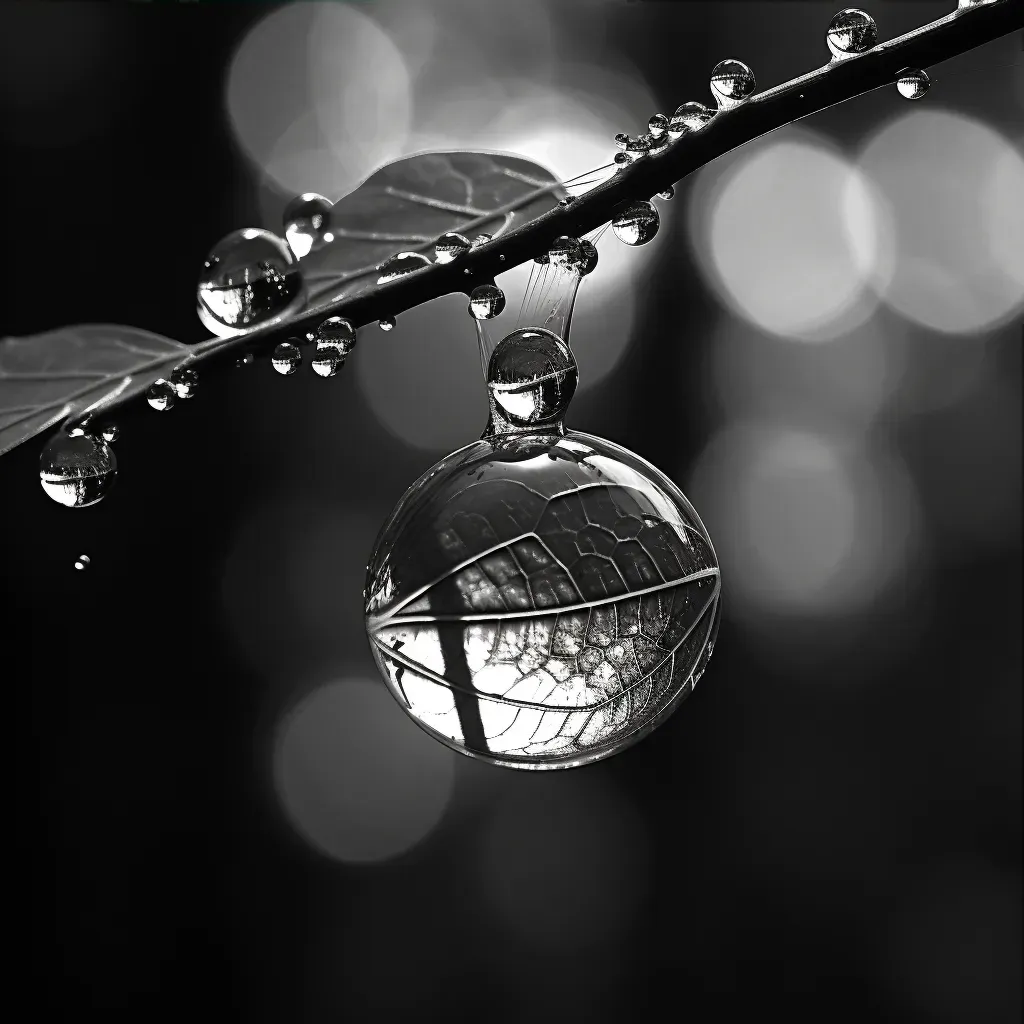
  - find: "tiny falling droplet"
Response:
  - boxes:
[670,101,714,136]
[377,251,432,284]
[434,231,471,264]
[282,192,334,259]
[612,201,660,246]
[272,341,301,375]
[896,68,930,100]
[170,366,199,399]
[648,113,669,137]
[469,283,505,320]
[146,380,176,411]
[74,555,90,571]
[657,186,675,201]
[236,352,253,368]
[826,9,878,59]
[100,424,119,443]
[40,431,117,508]
[710,59,755,110]
[378,317,395,331]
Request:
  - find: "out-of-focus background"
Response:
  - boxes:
[2,1,1021,1020]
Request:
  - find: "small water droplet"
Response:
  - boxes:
[614,133,630,149]
[67,426,86,437]
[283,192,334,259]
[648,113,669,137]
[311,351,341,377]
[472,233,493,248]
[613,152,629,165]
[40,432,117,508]
[99,424,119,443]
[434,231,471,264]
[827,9,877,59]
[170,366,199,399]
[578,239,599,277]
[669,101,714,136]
[378,317,395,331]
[469,283,505,320]
[316,316,356,357]
[146,380,175,411]
[958,0,999,7]
[612,201,660,246]
[896,67,930,100]
[377,251,432,284]
[657,186,675,201]
[272,341,301,375]
[548,236,585,272]
[74,554,90,571]
[710,59,755,109]
[624,134,655,158]
[236,352,254,368]
[197,228,304,337]
[558,195,577,206]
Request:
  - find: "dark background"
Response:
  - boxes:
[2,2,1020,1021]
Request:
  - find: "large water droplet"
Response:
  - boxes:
[486,328,578,433]
[146,380,175,411]
[170,366,199,399]
[469,283,505,320]
[827,9,877,59]
[283,193,334,259]
[710,59,755,110]
[896,68,930,100]
[100,424,119,443]
[197,228,305,337]
[39,431,117,507]
[316,316,356,358]
[378,317,395,332]
[612,201,660,246]
[434,232,471,264]
[548,236,585,273]
[578,239,599,277]
[377,251,431,284]
[670,101,714,136]
[648,113,669,138]
[272,341,301,375]
[74,554,90,571]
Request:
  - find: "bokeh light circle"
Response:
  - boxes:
[274,678,456,864]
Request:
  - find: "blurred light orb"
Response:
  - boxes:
[275,679,456,864]
[691,134,890,341]
[857,110,1024,333]
[227,2,412,197]
[687,424,922,620]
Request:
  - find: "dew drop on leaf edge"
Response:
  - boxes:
[39,432,117,508]
[146,379,176,411]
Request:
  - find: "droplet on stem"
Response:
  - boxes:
[197,228,304,337]
[624,134,655,159]
[377,251,432,284]
[896,67,930,100]
[469,283,506,320]
[614,133,630,150]
[100,424,119,443]
[472,233,493,248]
[826,9,877,59]
[578,239,599,276]
[74,555,90,571]
[170,366,199,399]
[316,316,356,358]
[548,236,585,273]
[283,193,334,259]
[434,231,471,264]
[648,113,669,137]
[710,59,755,110]
[272,341,301,375]
[669,101,714,136]
[146,380,176,411]
[612,201,660,246]
[39,431,117,508]
[657,186,675,201]
[378,317,395,332]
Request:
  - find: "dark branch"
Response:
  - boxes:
[192,0,1022,369]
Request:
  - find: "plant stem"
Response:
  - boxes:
[193,0,1021,368]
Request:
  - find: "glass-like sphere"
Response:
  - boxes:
[364,431,721,770]
[39,431,117,507]
[487,327,577,428]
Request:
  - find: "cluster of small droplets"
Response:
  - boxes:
[896,67,930,100]
[377,251,432,285]
[282,192,334,259]
[272,341,301,376]
[468,282,505,320]
[612,201,660,246]
[146,379,176,411]
[434,231,471,264]
[40,427,119,507]
[827,9,878,59]
[170,366,199,399]
[710,59,756,110]
[670,101,715,136]
[378,317,396,332]
[310,316,357,377]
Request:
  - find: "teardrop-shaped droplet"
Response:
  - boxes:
[827,9,878,59]
[377,251,432,284]
[612,201,660,246]
[657,186,675,201]
[197,228,305,337]
[669,101,714,136]
[236,352,254,368]
[648,113,669,137]
[896,67,930,100]
[74,554,91,571]
[614,133,630,150]
[469,283,506,320]
[283,192,334,259]
[272,341,301,375]
[578,239,599,276]
[710,59,755,110]
[434,231,471,264]
[146,380,175,411]
[170,366,199,399]
[40,431,117,508]
[378,317,395,332]
[311,351,341,378]
[316,316,356,358]
[548,236,585,272]
[486,328,578,432]
[100,424,119,443]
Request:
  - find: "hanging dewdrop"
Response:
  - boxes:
[468,282,506,320]
[896,67,931,99]
[612,201,660,246]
